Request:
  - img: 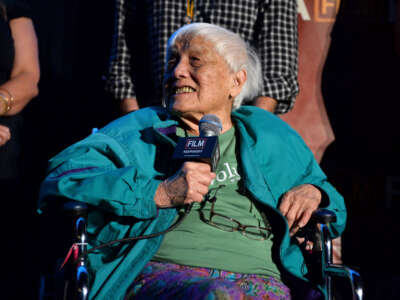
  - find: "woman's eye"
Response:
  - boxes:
[190,57,201,66]
[166,58,177,70]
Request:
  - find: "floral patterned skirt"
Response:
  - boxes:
[125,261,291,299]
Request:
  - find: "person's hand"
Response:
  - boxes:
[0,125,11,147]
[279,184,322,236]
[119,97,139,115]
[253,96,278,113]
[155,161,216,208]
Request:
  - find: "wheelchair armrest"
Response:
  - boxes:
[310,208,336,224]
[63,201,88,218]
[303,209,363,300]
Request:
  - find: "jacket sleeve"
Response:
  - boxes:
[276,128,347,238]
[234,107,346,238]
[39,131,160,220]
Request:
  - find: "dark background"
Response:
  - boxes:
[13,0,400,299]
[321,1,400,299]
[323,0,400,180]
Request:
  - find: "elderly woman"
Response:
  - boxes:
[39,23,346,300]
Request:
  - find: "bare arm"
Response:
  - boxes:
[0,17,40,116]
[119,97,139,114]
[253,96,278,113]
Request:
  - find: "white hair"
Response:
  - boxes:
[165,23,263,109]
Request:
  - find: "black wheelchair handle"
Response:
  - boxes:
[63,201,88,218]
[312,208,337,224]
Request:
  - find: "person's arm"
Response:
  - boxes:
[253,96,277,113]
[39,134,158,219]
[0,17,39,116]
[119,97,139,113]
[254,0,299,114]
[104,0,139,114]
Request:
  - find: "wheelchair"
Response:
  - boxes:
[40,200,363,300]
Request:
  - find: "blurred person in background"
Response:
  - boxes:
[105,0,298,116]
[0,0,39,297]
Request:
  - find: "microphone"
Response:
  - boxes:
[199,114,222,137]
[172,114,222,171]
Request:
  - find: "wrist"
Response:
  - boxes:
[0,89,13,116]
[120,97,139,114]
[253,96,277,113]
[310,184,328,207]
[155,179,184,208]
[0,97,6,115]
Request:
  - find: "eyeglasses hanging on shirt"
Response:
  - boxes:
[199,185,272,241]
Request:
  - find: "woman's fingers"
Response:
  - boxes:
[0,125,11,146]
[157,161,215,207]
[279,184,321,236]
[182,162,215,204]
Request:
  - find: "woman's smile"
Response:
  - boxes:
[174,86,196,94]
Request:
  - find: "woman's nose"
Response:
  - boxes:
[173,58,190,79]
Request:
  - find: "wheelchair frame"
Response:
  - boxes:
[57,202,363,300]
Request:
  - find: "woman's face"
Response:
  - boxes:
[164,36,242,125]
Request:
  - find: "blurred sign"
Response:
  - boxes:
[298,0,340,22]
[281,0,340,163]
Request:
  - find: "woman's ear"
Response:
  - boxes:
[230,69,247,99]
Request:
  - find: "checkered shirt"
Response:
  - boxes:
[105,0,299,114]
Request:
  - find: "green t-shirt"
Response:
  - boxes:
[153,126,281,280]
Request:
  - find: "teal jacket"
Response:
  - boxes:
[39,106,346,299]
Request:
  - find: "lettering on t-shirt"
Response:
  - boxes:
[211,162,241,185]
